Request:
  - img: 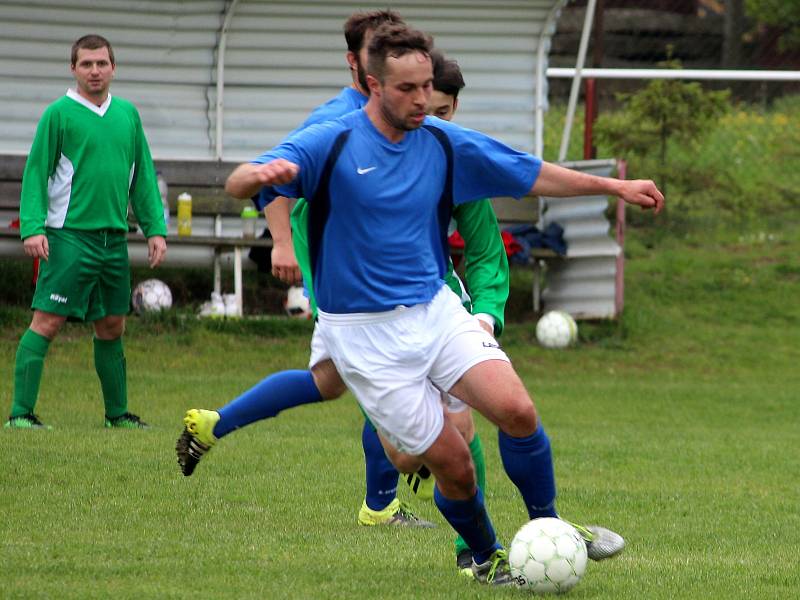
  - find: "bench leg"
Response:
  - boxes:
[213,248,222,296]
[234,246,243,317]
[532,259,541,313]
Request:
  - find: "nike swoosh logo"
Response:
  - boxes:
[357,166,377,175]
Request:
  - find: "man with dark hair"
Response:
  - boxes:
[216,23,663,585]
[428,49,465,120]
[6,34,167,430]
[199,10,438,530]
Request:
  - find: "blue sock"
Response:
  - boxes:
[498,427,558,519]
[362,421,399,511]
[213,370,323,438]
[434,486,500,564]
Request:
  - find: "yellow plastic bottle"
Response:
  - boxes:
[177,192,192,236]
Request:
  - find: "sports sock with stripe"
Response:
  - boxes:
[214,369,322,438]
[362,420,399,511]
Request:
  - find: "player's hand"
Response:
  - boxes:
[271,239,302,284]
[23,234,49,261]
[147,235,167,268]
[255,159,299,186]
[618,179,665,214]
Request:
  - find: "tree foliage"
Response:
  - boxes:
[745,0,800,50]
[594,60,730,196]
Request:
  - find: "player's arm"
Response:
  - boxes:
[531,162,664,213]
[226,159,300,199]
[20,106,62,259]
[265,196,301,284]
[128,110,167,267]
[453,199,509,337]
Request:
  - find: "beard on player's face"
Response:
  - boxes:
[355,57,369,93]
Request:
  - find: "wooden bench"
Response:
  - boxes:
[2,155,625,319]
[0,156,271,316]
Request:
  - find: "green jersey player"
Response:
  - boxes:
[6,34,167,430]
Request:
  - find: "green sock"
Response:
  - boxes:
[455,433,488,556]
[94,337,127,419]
[11,329,51,418]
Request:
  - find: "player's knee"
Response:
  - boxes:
[30,311,64,339]
[94,317,125,339]
[391,452,423,474]
[499,397,539,437]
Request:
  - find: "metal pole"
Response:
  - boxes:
[558,0,597,162]
[548,67,800,81]
[535,0,569,158]
[583,78,596,160]
[215,0,241,161]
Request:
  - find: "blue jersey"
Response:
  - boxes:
[253,87,367,209]
[258,110,541,314]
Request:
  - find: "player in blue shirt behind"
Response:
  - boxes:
[210,23,663,585]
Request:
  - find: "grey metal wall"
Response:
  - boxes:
[0,0,562,161]
[222,0,561,159]
[540,159,621,319]
[0,0,224,158]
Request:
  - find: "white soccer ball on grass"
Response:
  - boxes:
[131,278,172,314]
[284,286,312,319]
[535,310,578,349]
[508,517,588,594]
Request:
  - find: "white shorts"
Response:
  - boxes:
[316,285,509,455]
[441,391,469,414]
[311,317,469,413]
[308,323,330,369]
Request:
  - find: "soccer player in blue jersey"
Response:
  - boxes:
[208,24,663,585]
[181,10,436,529]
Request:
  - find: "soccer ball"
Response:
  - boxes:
[284,286,311,319]
[535,311,578,349]
[131,279,172,314]
[508,517,588,594]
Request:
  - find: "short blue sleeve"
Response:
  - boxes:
[249,89,366,208]
[429,119,541,204]
[253,120,349,203]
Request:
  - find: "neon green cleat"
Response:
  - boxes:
[404,466,435,501]
[175,409,219,476]
[104,412,149,429]
[357,498,435,528]
[4,413,52,430]
[471,549,515,586]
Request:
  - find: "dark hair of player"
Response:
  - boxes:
[71,34,115,66]
[366,24,433,83]
[431,49,466,99]
[343,10,405,53]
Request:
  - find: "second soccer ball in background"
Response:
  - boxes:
[535,310,578,349]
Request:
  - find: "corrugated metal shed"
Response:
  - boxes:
[540,159,622,319]
[0,0,566,161]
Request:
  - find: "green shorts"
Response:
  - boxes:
[32,228,131,321]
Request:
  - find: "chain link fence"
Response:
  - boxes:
[542,0,800,226]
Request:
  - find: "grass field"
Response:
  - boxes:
[1,225,799,599]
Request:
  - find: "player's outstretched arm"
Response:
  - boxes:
[225,160,300,199]
[531,162,664,213]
